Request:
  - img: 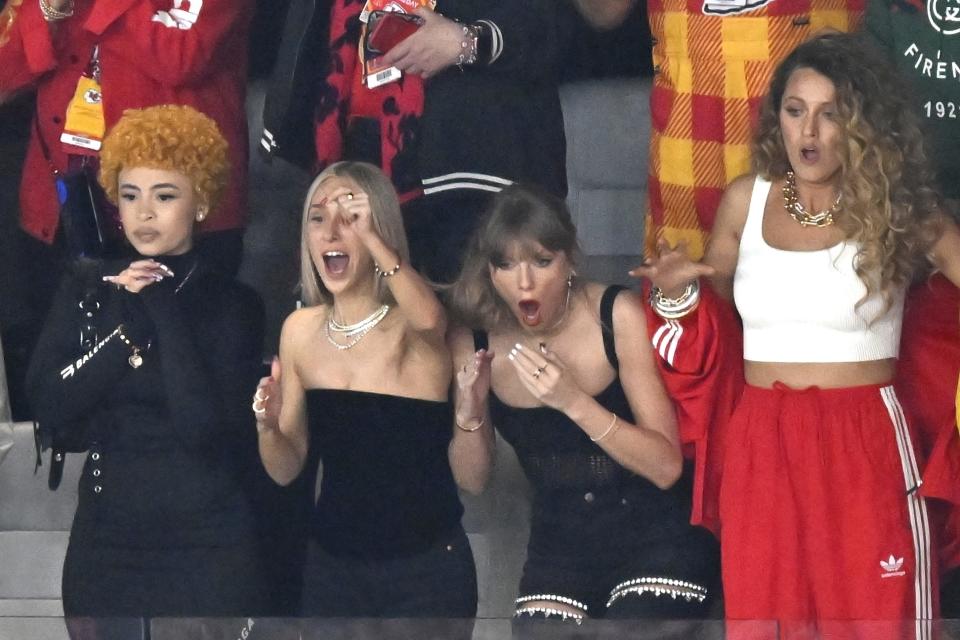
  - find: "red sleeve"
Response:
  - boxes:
[898,275,960,570]
[85,0,251,87]
[0,0,57,97]
[644,281,744,535]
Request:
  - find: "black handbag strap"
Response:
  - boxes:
[37,260,103,490]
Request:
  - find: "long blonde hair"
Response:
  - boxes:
[299,162,410,307]
[753,33,941,311]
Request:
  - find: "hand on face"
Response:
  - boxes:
[507,342,583,413]
[102,259,173,294]
[629,239,714,298]
[321,186,375,243]
[381,8,464,79]
[456,348,495,425]
[253,356,282,431]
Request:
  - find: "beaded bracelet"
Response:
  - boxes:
[457,24,479,67]
[39,0,73,22]
[375,259,402,278]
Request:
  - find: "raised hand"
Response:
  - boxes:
[456,348,494,428]
[628,239,715,298]
[507,343,586,414]
[253,356,282,433]
[381,8,465,79]
[102,259,173,294]
[325,185,376,243]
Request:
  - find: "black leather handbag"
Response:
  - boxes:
[34,259,102,490]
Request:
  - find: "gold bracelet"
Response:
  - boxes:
[375,259,402,278]
[590,413,620,442]
[456,415,485,432]
[39,0,73,22]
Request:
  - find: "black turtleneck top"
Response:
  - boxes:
[27,252,265,548]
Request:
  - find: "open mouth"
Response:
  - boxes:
[800,147,820,163]
[133,229,159,243]
[518,300,541,327]
[323,251,350,276]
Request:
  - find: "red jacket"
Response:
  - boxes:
[0,0,252,242]
[643,282,745,535]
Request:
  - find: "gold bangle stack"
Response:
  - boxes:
[39,0,73,22]
[650,280,700,320]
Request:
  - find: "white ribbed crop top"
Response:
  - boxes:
[732,176,903,363]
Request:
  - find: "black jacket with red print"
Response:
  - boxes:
[314,0,573,201]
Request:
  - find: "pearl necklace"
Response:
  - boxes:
[782,171,841,228]
[325,304,390,350]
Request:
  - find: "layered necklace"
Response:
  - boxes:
[782,171,841,228]
[325,304,390,350]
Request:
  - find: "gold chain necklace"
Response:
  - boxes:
[782,171,841,228]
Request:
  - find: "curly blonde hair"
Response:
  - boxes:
[448,184,582,331]
[753,33,941,311]
[99,104,230,214]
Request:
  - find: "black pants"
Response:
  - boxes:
[301,526,478,620]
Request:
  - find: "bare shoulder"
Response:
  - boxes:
[582,282,647,338]
[609,286,648,338]
[280,306,324,348]
[716,174,757,228]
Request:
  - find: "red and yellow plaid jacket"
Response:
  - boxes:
[645,0,864,259]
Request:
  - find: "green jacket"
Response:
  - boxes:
[865,0,960,199]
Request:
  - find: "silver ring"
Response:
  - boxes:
[254,388,268,402]
[532,366,545,379]
[252,400,266,415]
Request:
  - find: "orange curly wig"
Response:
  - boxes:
[99,104,230,215]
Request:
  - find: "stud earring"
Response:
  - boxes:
[195,208,207,222]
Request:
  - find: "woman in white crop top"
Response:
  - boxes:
[634,33,960,634]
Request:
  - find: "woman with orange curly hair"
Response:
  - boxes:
[27,104,266,620]
[634,33,960,632]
